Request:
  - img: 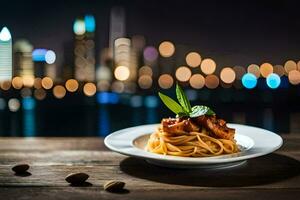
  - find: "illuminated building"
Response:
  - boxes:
[0,27,12,81]
[73,15,96,82]
[109,7,126,52]
[13,39,34,79]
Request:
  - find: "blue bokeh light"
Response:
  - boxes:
[97,92,119,104]
[84,15,96,32]
[22,97,36,110]
[32,49,47,62]
[266,73,281,89]
[145,96,159,108]
[242,73,257,89]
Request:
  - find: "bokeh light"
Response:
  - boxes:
[186,52,201,68]
[138,66,153,77]
[114,66,130,81]
[260,63,273,78]
[220,67,236,84]
[20,88,32,98]
[111,81,125,93]
[12,77,23,89]
[284,60,297,74]
[200,58,216,75]
[65,79,79,92]
[189,74,205,89]
[158,41,175,57]
[41,77,53,89]
[205,75,219,89]
[138,75,152,89]
[34,88,47,100]
[143,46,158,62]
[83,82,97,96]
[273,65,285,77]
[0,80,11,91]
[266,73,281,89]
[84,14,96,32]
[23,76,34,87]
[8,98,20,112]
[53,85,66,99]
[97,80,110,91]
[45,50,56,64]
[34,78,42,89]
[233,66,246,80]
[297,61,300,71]
[242,73,257,89]
[288,70,300,85]
[175,66,192,82]
[247,64,260,78]
[158,74,174,89]
[73,19,85,35]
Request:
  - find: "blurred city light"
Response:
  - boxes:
[96,92,119,104]
[22,76,34,87]
[0,80,11,90]
[288,70,300,85]
[189,74,205,89]
[12,76,23,89]
[65,79,79,92]
[143,46,158,62]
[138,75,152,89]
[32,49,47,62]
[220,67,236,84]
[266,73,281,89]
[273,65,285,77]
[84,14,96,32]
[34,88,46,100]
[0,27,11,41]
[186,52,201,68]
[284,60,297,74]
[22,97,35,110]
[8,98,20,112]
[205,74,219,89]
[158,74,173,89]
[83,82,97,96]
[41,77,53,89]
[45,50,56,64]
[200,58,216,75]
[145,96,158,108]
[247,64,260,78]
[73,19,86,35]
[53,85,66,99]
[175,66,192,82]
[158,41,175,57]
[242,73,257,89]
[260,63,273,78]
[114,66,130,81]
[138,66,153,77]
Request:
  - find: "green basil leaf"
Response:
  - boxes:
[176,83,192,113]
[189,105,215,118]
[176,112,189,118]
[158,92,185,115]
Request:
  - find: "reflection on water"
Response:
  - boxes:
[0,101,299,137]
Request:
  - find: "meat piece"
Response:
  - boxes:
[162,118,200,134]
[193,115,235,140]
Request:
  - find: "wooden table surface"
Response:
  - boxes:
[0,135,299,200]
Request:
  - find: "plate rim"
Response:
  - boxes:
[104,123,283,164]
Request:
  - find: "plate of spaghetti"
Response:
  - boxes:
[104,84,283,168]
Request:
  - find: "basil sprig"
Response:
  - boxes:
[158,83,215,118]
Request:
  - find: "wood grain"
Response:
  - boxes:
[0,135,299,199]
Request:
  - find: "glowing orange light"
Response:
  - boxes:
[186,52,201,68]
[205,75,219,89]
[138,75,152,89]
[83,82,96,96]
[284,60,297,74]
[34,78,42,89]
[273,65,285,77]
[34,88,47,100]
[53,85,66,99]
[41,77,54,89]
[158,74,174,89]
[138,66,153,77]
[1,80,11,90]
[247,64,260,78]
[175,66,192,82]
[288,70,300,85]
[189,74,205,89]
[22,76,34,87]
[12,77,23,89]
[220,67,236,84]
[158,41,175,57]
[260,63,273,78]
[65,79,79,92]
[200,58,216,75]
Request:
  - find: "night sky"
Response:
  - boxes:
[1,0,300,67]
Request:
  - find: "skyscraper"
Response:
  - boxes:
[0,27,12,81]
[13,39,34,79]
[73,15,96,82]
[109,7,126,52]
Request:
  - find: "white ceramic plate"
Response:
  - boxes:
[104,123,283,169]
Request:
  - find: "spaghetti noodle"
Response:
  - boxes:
[147,117,239,157]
